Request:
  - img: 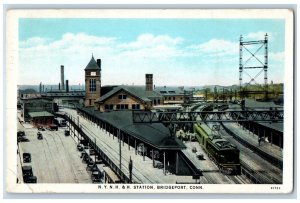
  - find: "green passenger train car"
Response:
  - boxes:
[194,123,241,175]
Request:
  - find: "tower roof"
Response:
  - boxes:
[84,55,100,71]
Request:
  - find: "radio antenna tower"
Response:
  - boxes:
[239,33,268,91]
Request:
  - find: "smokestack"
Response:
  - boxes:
[66,80,69,93]
[58,83,60,90]
[39,82,42,93]
[61,65,65,90]
[146,74,153,91]
[97,59,101,69]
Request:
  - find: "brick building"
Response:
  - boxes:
[21,97,54,122]
[154,86,192,105]
[84,55,101,107]
[28,111,54,127]
[95,85,162,112]
[94,72,162,112]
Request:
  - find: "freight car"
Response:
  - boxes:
[194,123,241,175]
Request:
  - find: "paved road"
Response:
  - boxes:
[17,116,92,183]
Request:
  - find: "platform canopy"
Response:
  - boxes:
[78,107,185,150]
[28,111,54,118]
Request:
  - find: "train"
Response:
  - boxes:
[193,123,241,175]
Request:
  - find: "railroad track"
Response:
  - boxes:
[220,122,283,169]
[239,160,277,184]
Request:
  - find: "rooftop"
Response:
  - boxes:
[28,111,54,118]
[96,85,162,103]
[78,107,185,150]
[45,91,85,97]
[154,86,191,96]
[85,55,100,71]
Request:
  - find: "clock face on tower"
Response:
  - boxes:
[91,72,96,76]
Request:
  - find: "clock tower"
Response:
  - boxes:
[84,55,101,107]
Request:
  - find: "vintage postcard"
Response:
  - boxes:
[6,9,294,193]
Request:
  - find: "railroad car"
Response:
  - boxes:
[194,123,241,175]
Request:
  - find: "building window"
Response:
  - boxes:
[125,104,128,109]
[116,104,120,110]
[105,104,113,110]
[89,99,92,105]
[132,104,140,110]
[158,99,160,104]
[118,94,127,100]
[169,97,171,100]
[89,79,96,92]
[173,97,175,100]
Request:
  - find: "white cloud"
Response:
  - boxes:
[119,33,183,49]
[18,32,285,86]
[244,31,276,41]
[189,39,238,56]
[269,51,285,62]
[19,37,50,48]
[18,33,188,85]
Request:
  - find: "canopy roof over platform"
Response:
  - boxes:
[78,107,185,150]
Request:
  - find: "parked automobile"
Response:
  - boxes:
[37,132,43,140]
[22,166,35,183]
[91,171,102,183]
[77,144,84,151]
[65,130,70,136]
[26,175,37,183]
[23,153,31,163]
[38,126,45,131]
[48,124,58,131]
[89,148,96,155]
[17,131,25,137]
[18,137,30,142]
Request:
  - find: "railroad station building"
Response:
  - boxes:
[154,86,193,105]
[94,85,162,112]
[76,106,201,177]
[84,55,101,107]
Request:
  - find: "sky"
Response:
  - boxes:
[18,18,285,86]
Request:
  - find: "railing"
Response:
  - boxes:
[59,113,131,183]
[132,110,284,123]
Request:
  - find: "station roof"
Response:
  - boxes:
[85,55,100,71]
[45,91,85,97]
[78,107,185,150]
[96,85,162,104]
[257,122,283,133]
[29,111,54,118]
[154,86,187,96]
[244,99,283,132]
[245,98,283,109]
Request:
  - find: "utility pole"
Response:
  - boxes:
[119,129,122,171]
[129,156,133,183]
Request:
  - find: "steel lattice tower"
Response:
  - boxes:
[239,33,268,90]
